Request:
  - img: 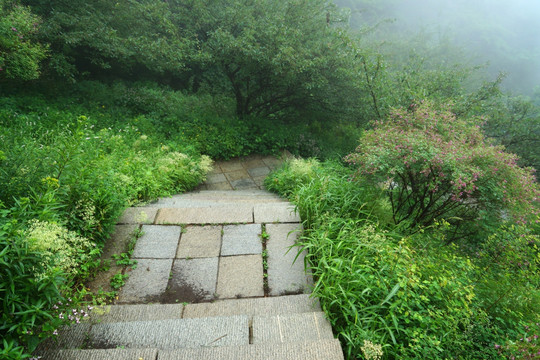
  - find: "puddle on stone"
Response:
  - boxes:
[160,278,214,304]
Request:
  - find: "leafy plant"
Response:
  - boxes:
[345,101,539,240]
[109,273,129,291]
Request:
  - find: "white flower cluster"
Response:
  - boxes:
[26,220,95,278]
[361,340,383,360]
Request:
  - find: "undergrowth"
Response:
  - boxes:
[265,158,539,359]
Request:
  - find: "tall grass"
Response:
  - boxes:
[266,158,538,359]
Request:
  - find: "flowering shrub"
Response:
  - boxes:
[0,2,48,80]
[345,101,539,239]
[26,220,99,279]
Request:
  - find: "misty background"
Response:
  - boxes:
[335,0,540,96]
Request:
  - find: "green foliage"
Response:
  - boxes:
[24,0,187,80]
[0,205,64,356]
[0,1,48,80]
[0,99,212,356]
[345,102,539,240]
[267,159,538,359]
[109,273,129,291]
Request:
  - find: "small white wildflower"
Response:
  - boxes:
[361,340,383,360]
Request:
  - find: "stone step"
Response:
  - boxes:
[87,315,249,350]
[148,190,288,207]
[44,311,333,352]
[90,294,320,324]
[159,339,344,360]
[41,339,344,360]
[40,348,158,360]
[252,312,335,344]
[183,294,320,319]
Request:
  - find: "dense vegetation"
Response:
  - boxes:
[1,0,539,358]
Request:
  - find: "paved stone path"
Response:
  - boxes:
[199,154,286,190]
[40,155,344,360]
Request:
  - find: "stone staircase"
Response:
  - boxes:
[38,190,344,359]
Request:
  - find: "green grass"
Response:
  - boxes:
[265,158,539,359]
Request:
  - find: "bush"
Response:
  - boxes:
[345,101,539,241]
[0,107,212,357]
[266,159,538,359]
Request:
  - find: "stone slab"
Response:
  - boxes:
[219,161,244,172]
[118,259,173,303]
[132,225,181,259]
[225,169,250,182]
[252,175,267,187]
[262,156,284,169]
[41,348,159,360]
[241,156,266,169]
[166,258,218,302]
[254,203,301,223]
[90,304,183,324]
[36,323,90,351]
[183,294,320,318]
[87,316,249,349]
[205,173,227,184]
[101,225,138,260]
[247,166,271,177]
[266,224,310,296]
[231,178,258,190]
[221,224,262,256]
[216,255,264,299]
[206,182,234,190]
[118,207,157,224]
[252,312,334,344]
[176,225,222,258]
[156,207,253,224]
[157,339,345,360]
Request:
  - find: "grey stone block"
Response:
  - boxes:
[252,312,334,344]
[254,204,301,223]
[90,304,183,324]
[40,348,158,360]
[205,173,227,184]
[118,259,173,303]
[166,258,218,302]
[183,294,320,318]
[157,340,344,360]
[216,255,264,299]
[36,323,91,351]
[266,224,310,296]
[206,182,233,190]
[231,178,258,190]
[132,225,181,259]
[225,169,250,182]
[221,224,262,256]
[87,316,249,349]
[118,207,157,224]
[219,161,244,172]
[156,207,253,224]
[247,166,271,177]
[176,225,221,259]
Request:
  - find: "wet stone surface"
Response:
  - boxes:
[118,259,173,303]
[164,258,219,303]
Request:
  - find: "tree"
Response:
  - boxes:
[172,0,366,121]
[23,0,189,80]
[0,1,48,81]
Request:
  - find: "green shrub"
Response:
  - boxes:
[266,159,537,359]
[0,206,64,357]
[345,101,539,240]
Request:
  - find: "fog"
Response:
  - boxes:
[336,0,540,95]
